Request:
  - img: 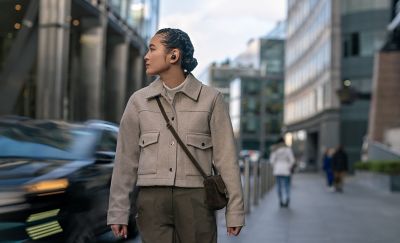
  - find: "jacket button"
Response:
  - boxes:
[201,142,205,146]
[171,117,174,121]
[169,168,173,172]
[142,140,144,144]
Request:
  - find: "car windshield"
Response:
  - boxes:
[0,121,98,160]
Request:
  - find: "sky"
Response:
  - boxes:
[158,0,287,77]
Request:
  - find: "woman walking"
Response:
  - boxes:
[270,137,295,208]
[107,28,244,243]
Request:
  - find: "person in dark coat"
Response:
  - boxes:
[322,148,334,191]
[332,145,348,192]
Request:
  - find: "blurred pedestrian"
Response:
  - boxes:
[107,28,244,243]
[332,145,349,192]
[270,137,295,208]
[322,148,334,191]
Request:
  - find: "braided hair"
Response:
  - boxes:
[156,28,198,73]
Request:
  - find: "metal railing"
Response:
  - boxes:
[242,158,274,214]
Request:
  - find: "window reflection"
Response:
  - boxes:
[0,122,98,160]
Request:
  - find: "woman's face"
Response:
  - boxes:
[144,34,170,75]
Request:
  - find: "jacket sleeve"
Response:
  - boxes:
[107,94,140,225]
[210,93,245,227]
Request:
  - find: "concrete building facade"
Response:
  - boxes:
[0,0,159,123]
[207,62,259,104]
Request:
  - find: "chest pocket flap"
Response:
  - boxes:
[139,132,160,147]
[186,133,213,149]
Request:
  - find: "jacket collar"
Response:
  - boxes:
[145,73,202,101]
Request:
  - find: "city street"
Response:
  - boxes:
[100,173,400,243]
[2,1,400,242]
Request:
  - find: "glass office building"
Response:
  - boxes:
[284,0,392,170]
[230,22,285,158]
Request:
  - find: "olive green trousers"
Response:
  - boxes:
[135,186,217,243]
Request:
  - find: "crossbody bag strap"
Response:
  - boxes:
[155,96,209,179]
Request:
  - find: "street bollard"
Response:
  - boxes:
[266,162,271,191]
[253,159,259,206]
[265,160,269,194]
[259,161,263,199]
[259,159,264,198]
[261,159,267,197]
[268,163,274,190]
[243,157,251,214]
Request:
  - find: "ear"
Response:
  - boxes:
[169,48,180,64]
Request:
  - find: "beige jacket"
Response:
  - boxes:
[107,74,245,227]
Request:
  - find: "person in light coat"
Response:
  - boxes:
[107,28,244,243]
[269,137,295,207]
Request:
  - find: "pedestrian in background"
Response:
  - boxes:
[322,148,334,191]
[107,28,244,243]
[332,145,349,192]
[270,137,295,208]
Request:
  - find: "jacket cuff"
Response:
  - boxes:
[107,210,130,225]
[225,211,245,227]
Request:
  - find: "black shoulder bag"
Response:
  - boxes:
[155,97,228,210]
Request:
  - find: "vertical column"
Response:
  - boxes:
[126,50,145,101]
[105,37,129,123]
[252,159,259,206]
[259,80,267,158]
[331,0,342,109]
[304,133,312,169]
[243,157,251,214]
[36,0,71,119]
[134,54,145,90]
[68,28,81,121]
[320,115,340,160]
[75,14,107,120]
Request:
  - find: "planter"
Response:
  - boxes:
[391,174,400,191]
[356,171,400,192]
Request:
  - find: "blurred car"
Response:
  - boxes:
[0,117,138,242]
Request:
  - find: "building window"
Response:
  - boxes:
[243,97,260,114]
[243,115,259,134]
[351,32,360,56]
[265,119,281,135]
[244,81,260,95]
[343,37,349,57]
[266,102,282,115]
[360,31,386,57]
[343,32,360,57]
[341,0,391,15]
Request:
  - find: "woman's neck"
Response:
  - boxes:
[160,69,187,88]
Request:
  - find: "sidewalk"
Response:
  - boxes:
[218,173,400,243]
[103,173,400,243]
